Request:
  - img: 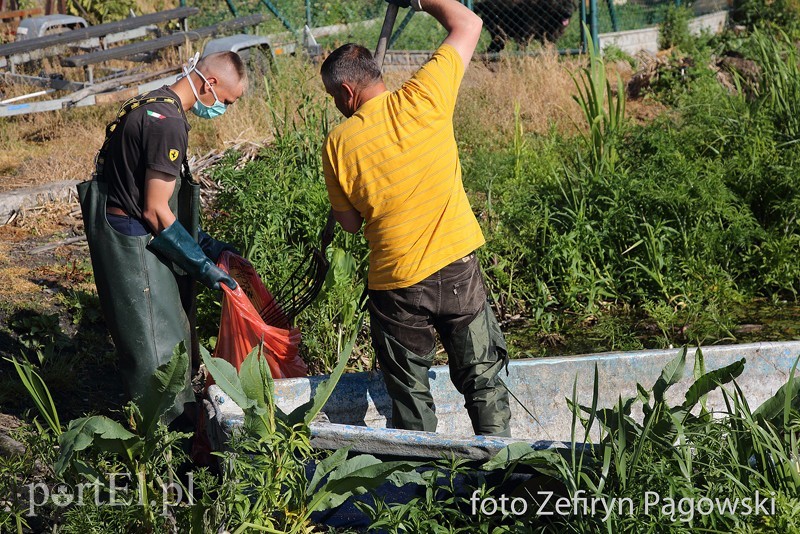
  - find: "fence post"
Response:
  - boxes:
[607,0,618,32]
[389,9,415,48]
[306,0,312,27]
[580,0,587,52]
[258,0,295,33]
[224,0,238,17]
[590,0,599,51]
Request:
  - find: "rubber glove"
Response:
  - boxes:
[149,221,237,290]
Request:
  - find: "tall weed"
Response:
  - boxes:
[201,79,369,371]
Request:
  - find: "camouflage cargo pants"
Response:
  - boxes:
[368,253,511,436]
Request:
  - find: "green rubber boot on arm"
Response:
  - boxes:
[149,221,237,290]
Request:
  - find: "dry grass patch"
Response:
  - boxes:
[0,105,106,192]
[0,51,665,192]
[0,239,47,305]
[457,50,586,142]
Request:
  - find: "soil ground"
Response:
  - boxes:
[0,198,124,442]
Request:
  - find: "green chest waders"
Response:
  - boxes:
[77,95,198,423]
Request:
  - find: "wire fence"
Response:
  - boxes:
[182,0,732,55]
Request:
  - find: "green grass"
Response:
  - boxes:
[191,22,800,365]
[8,14,800,534]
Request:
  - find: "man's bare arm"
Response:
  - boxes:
[333,208,364,234]
[423,0,483,69]
[142,169,177,234]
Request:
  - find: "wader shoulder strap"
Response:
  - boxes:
[93,94,182,179]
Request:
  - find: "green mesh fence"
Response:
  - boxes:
[183,0,730,55]
[596,0,729,34]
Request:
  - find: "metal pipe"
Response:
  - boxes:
[0,89,54,105]
[224,0,238,17]
[258,0,295,33]
[389,9,415,49]
[607,0,618,32]
[374,4,399,67]
[580,0,587,53]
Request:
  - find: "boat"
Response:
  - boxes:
[206,340,800,461]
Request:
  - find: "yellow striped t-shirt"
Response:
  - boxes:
[323,44,485,290]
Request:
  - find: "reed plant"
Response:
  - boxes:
[569,26,625,179]
[352,350,800,532]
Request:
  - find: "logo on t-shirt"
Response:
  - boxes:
[169,149,180,162]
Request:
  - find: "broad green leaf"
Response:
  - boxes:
[683,358,745,410]
[693,347,706,381]
[753,359,800,428]
[653,347,687,402]
[136,343,189,438]
[310,455,423,512]
[72,458,103,484]
[636,383,650,404]
[483,444,567,480]
[239,347,268,410]
[55,416,138,476]
[202,345,254,411]
[331,247,357,284]
[307,447,349,495]
[482,442,536,471]
[386,469,426,487]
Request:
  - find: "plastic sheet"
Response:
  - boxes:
[213,251,306,380]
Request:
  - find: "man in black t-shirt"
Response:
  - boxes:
[103,86,189,234]
[81,51,247,428]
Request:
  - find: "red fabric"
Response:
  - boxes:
[212,251,306,380]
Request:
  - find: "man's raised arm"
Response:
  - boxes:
[399,0,483,69]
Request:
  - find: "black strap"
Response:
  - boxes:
[93,94,182,179]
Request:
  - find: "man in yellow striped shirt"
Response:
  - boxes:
[321,0,511,435]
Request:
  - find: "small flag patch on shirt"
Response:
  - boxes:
[146,110,166,119]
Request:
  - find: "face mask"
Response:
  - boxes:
[181,54,227,119]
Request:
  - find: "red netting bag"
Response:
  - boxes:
[212,251,306,379]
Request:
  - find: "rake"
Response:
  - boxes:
[259,4,400,327]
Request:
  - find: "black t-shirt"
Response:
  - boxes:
[103,86,190,220]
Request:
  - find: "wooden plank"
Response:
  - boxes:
[0,8,44,21]
[63,65,177,104]
[61,13,267,68]
[0,6,198,57]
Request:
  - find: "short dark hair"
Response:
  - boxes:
[320,43,382,90]
[197,51,247,84]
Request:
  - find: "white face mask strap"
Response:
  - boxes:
[181,52,202,100]
[182,52,199,76]
[195,69,221,103]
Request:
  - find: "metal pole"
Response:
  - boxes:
[224,0,238,17]
[306,0,311,27]
[374,4,399,67]
[389,9,415,49]
[580,0,587,53]
[607,0,618,32]
[259,0,295,33]
[590,0,599,51]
